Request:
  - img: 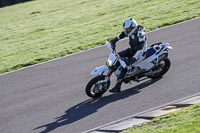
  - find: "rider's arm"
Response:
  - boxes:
[133,26,147,60]
[116,31,126,40]
[137,26,147,46]
[111,31,126,45]
[133,46,146,60]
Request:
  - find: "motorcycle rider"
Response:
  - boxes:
[109,18,147,93]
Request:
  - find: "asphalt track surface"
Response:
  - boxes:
[0,18,200,133]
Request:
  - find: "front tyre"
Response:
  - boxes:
[148,58,171,79]
[85,75,110,98]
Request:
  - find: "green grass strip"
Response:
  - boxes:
[121,102,200,133]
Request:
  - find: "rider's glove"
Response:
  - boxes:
[110,37,118,49]
[111,43,116,50]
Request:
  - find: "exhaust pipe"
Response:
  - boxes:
[158,53,168,62]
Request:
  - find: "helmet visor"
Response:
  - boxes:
[126,27,132,34]
[124,27,133,34]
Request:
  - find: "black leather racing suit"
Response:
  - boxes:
[111,25,147,81]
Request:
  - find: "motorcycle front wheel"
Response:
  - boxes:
[85,75,110,98]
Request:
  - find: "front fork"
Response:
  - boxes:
[103,69,113,82]
[94,70,114,92]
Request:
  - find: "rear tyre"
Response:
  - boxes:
[148,58,171,79]
[85,75,110,98]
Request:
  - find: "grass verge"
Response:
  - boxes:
[121,103,200,133]
[0,0,200,74]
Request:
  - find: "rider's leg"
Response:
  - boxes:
[109,48,133,93]
[109,68,126,93]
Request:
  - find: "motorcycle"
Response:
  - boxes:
[85,40,173,98]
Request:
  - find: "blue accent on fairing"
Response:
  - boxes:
[145,48,156,59]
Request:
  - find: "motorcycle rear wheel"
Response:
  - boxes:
[148,58,171,79]
[85,75,110,98]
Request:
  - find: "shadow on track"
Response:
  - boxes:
[34,78,162,133]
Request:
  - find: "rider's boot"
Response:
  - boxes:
[109,68,126,93]
[109,78,122,93]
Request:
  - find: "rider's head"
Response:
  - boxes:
[123,18,138,37]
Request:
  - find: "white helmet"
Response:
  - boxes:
[123,18,138,37]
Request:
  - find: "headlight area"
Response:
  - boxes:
[106,58,112,66]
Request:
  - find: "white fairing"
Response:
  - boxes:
[91,65,109,75]
[108,53,116,65]
[90,41,113,76]
[135,56,155,70]
[119,59,127,68]
[135,43,170,70]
